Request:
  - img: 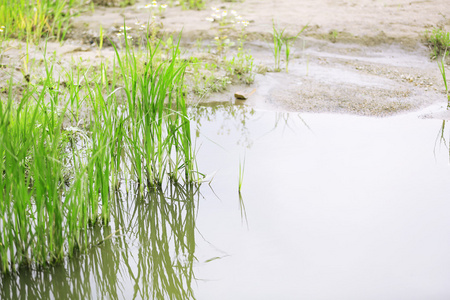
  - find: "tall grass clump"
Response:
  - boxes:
[0,27,198,274]
[0,82,93,273]
[0,0,81,43]
[0,56,116,274]
[114,31,196,187]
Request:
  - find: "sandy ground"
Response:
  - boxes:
[2,0,450,117]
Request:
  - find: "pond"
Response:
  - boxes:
[2,105,450,299]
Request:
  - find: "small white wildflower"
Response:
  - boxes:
[120,26,132,31]
[236,15,242,20]
[214,36,219,40]
[145,4,152,8]
[161,4,167,8]
[206,17,214,22]
[151,0,158,7]
[116,33,123,36]
[222,10,227,17]
[231,10,237,16]
[127,36,133,40]
[242,21,249,27]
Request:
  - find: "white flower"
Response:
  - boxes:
[206,17,214,22]
[161,4,167,8]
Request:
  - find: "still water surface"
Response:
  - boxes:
[2,105,450,299]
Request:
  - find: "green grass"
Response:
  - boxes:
[238,154,245,193]
[177,0,206,10]
[438,51,449,108]
[114,31,196,187]
[0,0,256,275]
[426,28,450,59]
[0,80,85,272]
[0,0,82,43]
[0,31,198,273]
[272,22,285,72]
[272,22,308,72]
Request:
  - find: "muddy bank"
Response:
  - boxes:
[231,40,446,116]
[2,0,450,117]
[71,0,450,47]
[66,0,450,116]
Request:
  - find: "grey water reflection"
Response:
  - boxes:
[189,103,306,148]
[437,120,450,159]
[0,184,199,300]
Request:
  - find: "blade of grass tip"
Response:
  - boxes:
[238,154,246,193]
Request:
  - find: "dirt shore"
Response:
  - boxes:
[3,0,450,117]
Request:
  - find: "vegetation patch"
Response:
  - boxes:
[426,27,450,59]
[0,0,84,43]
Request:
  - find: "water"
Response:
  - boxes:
[2,105,450,299]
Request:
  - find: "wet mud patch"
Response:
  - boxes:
[268,81,414,116]
[220,41,448,116]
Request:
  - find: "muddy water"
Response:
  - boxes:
[2,105,450,299]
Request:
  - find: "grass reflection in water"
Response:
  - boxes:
[1,184,199,300]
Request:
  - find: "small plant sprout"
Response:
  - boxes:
[272,21,308,72]
[272,22,285,72]
[438,50,449,108]
[284,24,307,73]
[272,22,308,73]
